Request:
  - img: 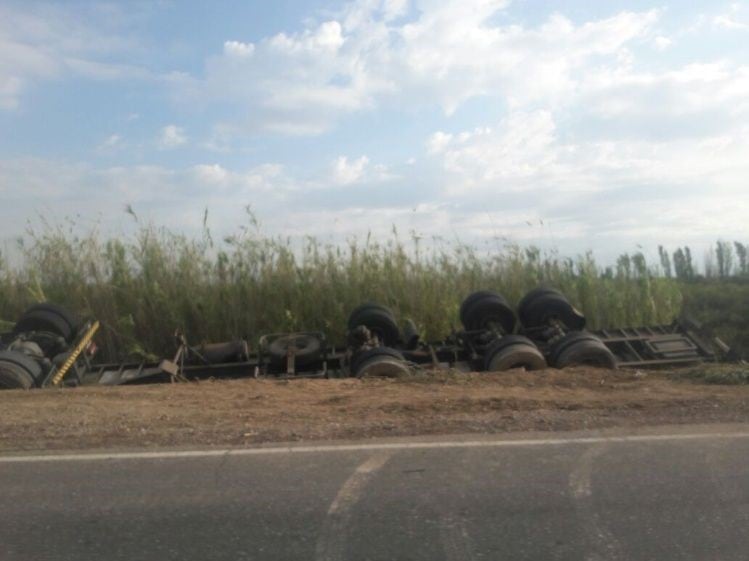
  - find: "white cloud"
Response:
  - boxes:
[269,20,346,54]
[193,1,658,135]
[423,107,749,256]
[192,163,229,184]
[428,111,568,195]
[427,132,453,154]
[2,145,748,264]
[383,0,410,21]
[100,134,121,149]
[0,76,23,110]
[329,155,394,186]
[0,158,294,241]
[653,35,672,49]
[332,155,370,185]
[158,125,187,149]
[224,40,255,57]
[3,1,749,262]
[0,3,146,110]
[713,15,749,30]
[580,61,749,122]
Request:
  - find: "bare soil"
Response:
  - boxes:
[1,367,748,453]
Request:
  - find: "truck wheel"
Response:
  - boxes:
[520,292,586,330]
[555,340,617,369]
[459,290,499,326]
[14,303,77,342]
[550,332,617,369]
[548,331,598,364]
[268,334,322,367]
[517,287,562,324]
[347,303,401,347]
[23,303,78,330]
[483,335,546,371]
[350,347,410,378]
[460,291,516,334]
[0,350,43,389]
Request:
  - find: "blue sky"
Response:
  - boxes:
[1,0,749,263]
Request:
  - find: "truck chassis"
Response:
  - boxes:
[0,288,732,390]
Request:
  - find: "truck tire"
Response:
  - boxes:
[483,335,546,372]
[0,350,43,389]
[460,291,516,334]
[23,303,78,331]
[548,331,598,364]
[347,303,401,347]
[459,290,499,326]
[268,334,322,367]
[549,332,617,369]
[555,340,617,369]
[517,287,562,324]
[350,347,410,378]
[14,303,77,342]
[520,292,586,330]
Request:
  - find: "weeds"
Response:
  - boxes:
[0,221,682,360]
[669,364,749,385]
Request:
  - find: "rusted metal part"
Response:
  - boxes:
[48,321,100,386]
[593,320,720,368]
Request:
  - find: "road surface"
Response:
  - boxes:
[2,426,749,560]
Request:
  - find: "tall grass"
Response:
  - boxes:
[0,221,682,360]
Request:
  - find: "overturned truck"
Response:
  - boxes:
[0,288,731,390]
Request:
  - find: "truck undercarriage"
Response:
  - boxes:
[0,288,732,390]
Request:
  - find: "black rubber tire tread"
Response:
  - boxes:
[461,293,517,334]
[0,350,43,388]
[347,302,394,329]
[483,335,537,355]
[14,309,73,342]
[347,306,401,346]
[484,343,547,372]
[0,362,35,389]
[268,335,322,367]
[459,291,503,326]
[521,293,586,330]
[195,341,248,364]
[355,357,411,378]
[350,347,405,376]
[517,287,564,325]
[548,331,603,365]
[554,339,617,369]
[351,347,407,378]
[23,303,79,332]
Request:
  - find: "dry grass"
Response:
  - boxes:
[0,218,682,360]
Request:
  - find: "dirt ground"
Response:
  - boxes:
[1,367,748,453]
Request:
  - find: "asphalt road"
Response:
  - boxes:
[2,426,749,561]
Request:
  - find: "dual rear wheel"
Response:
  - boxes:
[0,350,43,389]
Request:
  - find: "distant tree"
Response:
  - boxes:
[685,246,694,278]
[616,254,632,279]
[704,247,716,278]
[658,245,672,278]
[632,252,648,278]
[716,240,734,278]
[735,242,748,276]
[673,248,687,280]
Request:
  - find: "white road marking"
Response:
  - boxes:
[569,443,625,561]
[315,452,392,561]
[569,444,602,499]
[1,431,749,464]
[441,517,477,561]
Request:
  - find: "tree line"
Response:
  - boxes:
[657,241,749,280]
